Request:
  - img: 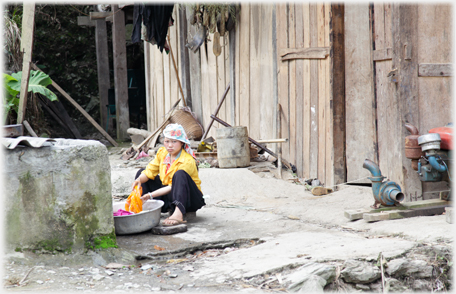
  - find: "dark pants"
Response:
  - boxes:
[135,169,205,215]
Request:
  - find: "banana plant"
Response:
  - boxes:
[3,70,57,123]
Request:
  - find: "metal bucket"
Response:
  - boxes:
[216,126,250,168]
[112,200,164,235]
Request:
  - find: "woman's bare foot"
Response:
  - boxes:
[163,207,186,225]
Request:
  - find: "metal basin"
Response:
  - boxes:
[112,200,164,235]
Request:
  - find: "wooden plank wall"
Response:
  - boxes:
[417,4,453,134]
[276,3,333,186]
[344,4,377,183]
[146,3,335,187]
[348,3,452,198]
[146,4,275,140]
[373,3,406,190]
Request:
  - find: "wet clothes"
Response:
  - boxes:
[135,168,205,215]
[131,3,174,52]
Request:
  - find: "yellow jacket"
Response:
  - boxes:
[141,147,202,191]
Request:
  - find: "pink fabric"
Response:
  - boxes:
[136,151,149,160]
[113,209,133,216]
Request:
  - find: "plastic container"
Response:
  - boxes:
[216,126,250,168]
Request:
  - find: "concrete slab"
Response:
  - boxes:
[189,229,416,281]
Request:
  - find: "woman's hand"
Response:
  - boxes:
[140,193,151,202]
[131,173,149,191]
[131,179,141,191]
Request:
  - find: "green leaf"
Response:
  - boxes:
[8,70,58,102]
[3,73,19,97]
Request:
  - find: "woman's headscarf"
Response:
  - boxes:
[162,123,195,159]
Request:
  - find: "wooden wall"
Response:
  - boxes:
[143,3,451,195]
[346,3,452,197]
[144,4,275,141]
[276,3,334,186]
[144,3,338,187]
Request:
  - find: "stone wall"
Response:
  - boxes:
[3,139,115,253]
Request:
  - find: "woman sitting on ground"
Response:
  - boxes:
[131,123,205,226]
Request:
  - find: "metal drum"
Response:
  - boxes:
[112,200,164,235]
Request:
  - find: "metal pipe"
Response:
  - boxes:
[428,155,447,173]
[363,159,404,206]
[363,159,383,178]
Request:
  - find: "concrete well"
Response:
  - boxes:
[3,138,115,253]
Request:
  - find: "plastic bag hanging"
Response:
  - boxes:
[125,185,143,213]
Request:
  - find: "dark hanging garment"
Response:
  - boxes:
[131,3,174,52]
[131,4,145,44]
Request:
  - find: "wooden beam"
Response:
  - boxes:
[418,63,452,77]
[178,6,192,111]
[77,16,96,26]
[288,3,297,169]
[295,3,304,178]
[256,138,288,143]
[186,7,202,122]
[239,3,251,131]
[167,34,186,106]
[276,3,289,164]
[373,47,393,61]
[309,3,318,178]
[112,5,130,141]
[331,4,346,185]
[280,47,330,61]
[17,3,35,124]
[23,120,37,137]
[90,11,114,20]
[32,64,118,147]
[229,27,236,125]
[392,3,421,196]
[95,19,111,131]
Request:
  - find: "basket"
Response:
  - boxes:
[169,107,204,141]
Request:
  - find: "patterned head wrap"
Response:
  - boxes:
[163,123,195,158]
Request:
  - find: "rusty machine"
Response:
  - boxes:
[345,124,452,222]
[405,123,452,200]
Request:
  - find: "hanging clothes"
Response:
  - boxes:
[131,3,174,52]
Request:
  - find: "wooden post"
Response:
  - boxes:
[229,28,236,125]
[167,34,186,107]
[178,6,192,110]
[95,19,111,131]
[17,3,35,124]
[392,4,422,196]
[185,8,203,122]
[331,4,346,185]
[277,103,282,179]
[112,4,130,141]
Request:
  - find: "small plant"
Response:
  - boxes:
[3,70,57,123]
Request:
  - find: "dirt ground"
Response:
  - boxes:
[2,143,453,293]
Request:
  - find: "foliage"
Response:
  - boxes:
[3,70,58,122]
[4,4,105,135]
[32,5,100,116]
[3,6,23,72]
